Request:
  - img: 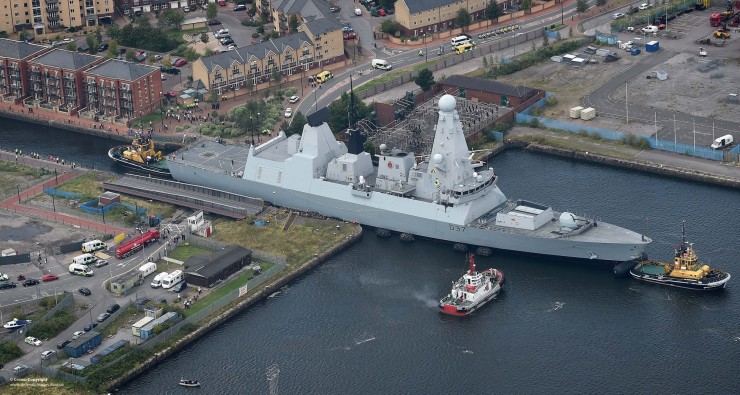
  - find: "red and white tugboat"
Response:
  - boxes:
[439,254,504,316]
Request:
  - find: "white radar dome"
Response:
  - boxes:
[559,212,577,229]
[433,153,444,163]
[438,94,456,112]
[379,144,387,151]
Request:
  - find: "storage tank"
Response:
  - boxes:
[569,106,584,119]
[580,107,596,121]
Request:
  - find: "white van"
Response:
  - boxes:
[72,253,96,266]
[641,25,658,34]
[138,262,157,278]
[69,263,93,277]
[161,270,183,289]
[217,28,229,35]
[451,35,471,48]
[371,59,392,70]
[151,272,167,288]
[711,134,733,149]
[82,240,107,253]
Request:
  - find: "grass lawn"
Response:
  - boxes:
[356,60,438,94]
[165,27,208,41]
[168,244,213,262]
[0,160,54,197]
[185,262,274,317]
[214,214,357,267]
[100,305,140,337]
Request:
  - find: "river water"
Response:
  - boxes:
[3,119,739,394]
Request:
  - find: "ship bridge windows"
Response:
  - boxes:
[452,175,495,199]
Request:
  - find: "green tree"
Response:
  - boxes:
[379,0,397,9]
[414,68,435,92]
[245,77,254,95]
[456,8,471,30]
[327,92,371,134]
[107,39,119,58]
[162,57,173,69]
[379,19,399,35]
[363,140,376,154]
[576,0,588,14]
[271,68,282,86]
[106,24,121,41]
[19,29,28,41]
[66,42,77,51]
[200,31,210,44]
[287,111,306,136]
[206,2,218,20]
[485,1,502,20]
[126,48,136,61]
[522,0,532,11]
[86,33,96,54]
[288,14,299,33]
[161,9,185,29]
[596,0,607,5]
[95,26,103,48]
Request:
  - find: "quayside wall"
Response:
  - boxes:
[498,140,740,190]
[106,226,363,391]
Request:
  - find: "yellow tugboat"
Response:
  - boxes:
[108,133,171,178]
[630,222,730,291]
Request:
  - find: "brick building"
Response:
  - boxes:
[0,0,114,36]
[437,75,540,108]
[83,59,162,120]
[264,0,334,34]
[0,39,50,103]
[27,48,104,114]
[192,18,344,94]
[394,0,510,37]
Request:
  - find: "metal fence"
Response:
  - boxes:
[4,291,73,343]
[516,93,726,161]
[42,187,82,199]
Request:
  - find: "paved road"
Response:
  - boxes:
[295,0,589,117]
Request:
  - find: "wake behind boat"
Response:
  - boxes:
[108,133,171,178]
[630,222,731,290]
[179,378,200,387]
[439,254,504,316]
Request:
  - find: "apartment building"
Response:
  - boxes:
[114,0,197,16]
[0,38,50,103]
[260,0,333,34]
[0,0,114,36]
[193,18,344,93]
[27,48,104,113]
[83,59,162,120]
[395,0,494,37]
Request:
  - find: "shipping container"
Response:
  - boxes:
[132,316,155,337]
[64,331,101,358]
[90,339,130,364]
[139,312,180,340]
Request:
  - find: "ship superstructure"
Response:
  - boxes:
[166,95,651,262]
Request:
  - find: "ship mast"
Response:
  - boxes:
[468,253,476,275]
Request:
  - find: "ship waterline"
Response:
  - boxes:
[167,95,650,262]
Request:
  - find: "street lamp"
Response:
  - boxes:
[159,91,164,126]
[561,0,564,25]
[514,33,524,58]
[424,33,428,62]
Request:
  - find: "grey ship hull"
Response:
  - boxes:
[167,163,646,262]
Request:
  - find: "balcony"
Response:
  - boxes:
[47,14,60,21]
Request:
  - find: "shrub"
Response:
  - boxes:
[26,310,77,339]
[0,342,23,365]
[577,129,589,137]
[529,117,541,128]
[545,96,558,107]
[620,133,650,149]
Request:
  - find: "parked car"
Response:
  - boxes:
[342,26,353,33]
[154,54,163,60]
[173,58,188,67]
[0,282,16,290]
[378,9,387,16]
[71,331,85,340]
[284,108,293,118]
[227,45,237,51]
[106,303,120,314]
[165,91,178,98]
[289,95,300,103]
[24,336,41,346]
[219,38,235,46]
[83,322,98,331]
[343,32,357,40]
[94,259,108,268]
[160,66,181,75]
[135,297,150,306]
[639,3,652,10]
[62,38,74,43]
[330,6,340,12]
[13,365,28,376]
[172,281,187,293]
[0,273,7,281]
[41,274,58,282]
[96,312,110,322]
[233,4,246,11]
[78,287,91,296]
[161,74,167,80]
[97,43,109,52]
[354,8,362,16]
[612,12,625,19]
[41,350,56,360]
[22,278,39,287]
[56,340,71,349]
[208,19,222,25]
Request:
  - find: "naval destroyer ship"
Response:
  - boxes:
[166,95,651,262]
